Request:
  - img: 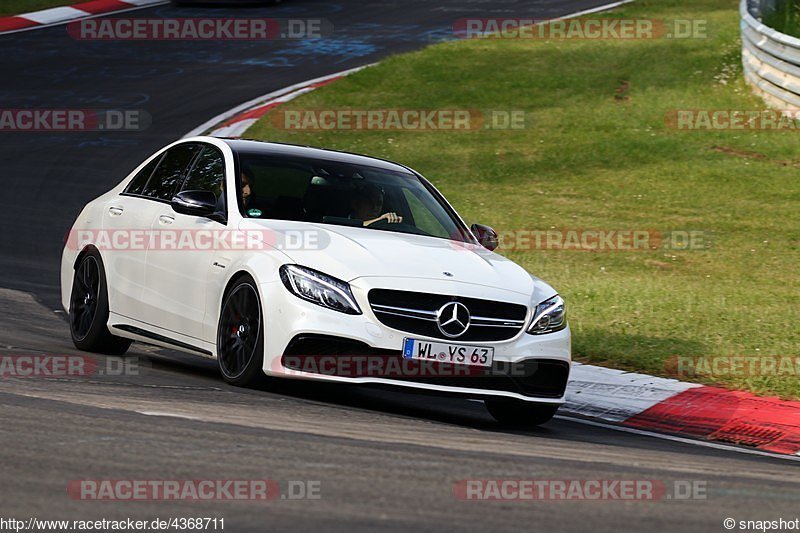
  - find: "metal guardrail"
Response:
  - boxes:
[741,0,800,110]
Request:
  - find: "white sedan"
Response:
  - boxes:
[61,137,570,426]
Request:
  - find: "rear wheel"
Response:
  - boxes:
[217,277,266,387]
[485,398,559,427]
[69,251,131,355]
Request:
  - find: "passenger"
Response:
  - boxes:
[350,183,402,227]
[241,168,257,210]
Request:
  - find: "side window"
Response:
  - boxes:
[239,160,311,218]
[124,154,162,196]
[180,146,226,211]
[141,143,202,201]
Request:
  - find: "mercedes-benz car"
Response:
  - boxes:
[61,137,570,426]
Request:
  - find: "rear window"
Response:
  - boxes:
[124,155,162,196]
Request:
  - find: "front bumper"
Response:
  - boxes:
[260,276,571,403]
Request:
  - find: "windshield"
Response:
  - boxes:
[235,153,473,243]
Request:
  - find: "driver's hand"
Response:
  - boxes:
[381,212,402,224]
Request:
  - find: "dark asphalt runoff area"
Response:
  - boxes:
[0,1,797,531]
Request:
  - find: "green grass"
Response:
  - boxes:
[1,1,76,17]
[248,0,800,398]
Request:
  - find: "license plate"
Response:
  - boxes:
[402,338,494,367]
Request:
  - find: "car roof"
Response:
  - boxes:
[217,138,415,174]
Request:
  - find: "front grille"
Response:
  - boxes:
[403,359,570,398]
[281,335,569,399]
[368,289,528,341]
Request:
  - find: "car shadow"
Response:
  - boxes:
[131,333,773,463]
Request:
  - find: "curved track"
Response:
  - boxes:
[0,1,797,531]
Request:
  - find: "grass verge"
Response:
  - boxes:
[248,0,800,398]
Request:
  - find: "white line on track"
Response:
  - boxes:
[550,0,636,20]
[136,410,206,420]
[139,403,800,462]
[554,415,800,462]
[182,65,371,139]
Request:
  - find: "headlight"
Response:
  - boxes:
[280,265,361,315]
[527,295,566,335]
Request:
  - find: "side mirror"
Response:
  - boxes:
[471,223,499,251]
[171,190,218,218]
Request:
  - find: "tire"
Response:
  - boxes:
[69,251,132,355]
[216,276,267,388]
[485,398,559,427]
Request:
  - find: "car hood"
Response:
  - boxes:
[239,219,537,296]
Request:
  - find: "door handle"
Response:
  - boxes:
[158,214,175,225]
[108,206,124,216]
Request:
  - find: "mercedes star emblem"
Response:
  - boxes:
[436,301,471,338]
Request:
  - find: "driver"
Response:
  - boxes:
[350,183,402,227]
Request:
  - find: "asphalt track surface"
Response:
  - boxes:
[0,1,797,531]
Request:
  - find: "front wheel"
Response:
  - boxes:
[216,277,267,388]
[485,399,559,427]
[69,251,131,355]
